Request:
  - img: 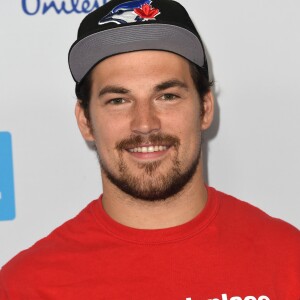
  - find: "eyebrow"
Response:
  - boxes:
[154,79,189,92]
[98,79,188,97]
[98,86,130,97]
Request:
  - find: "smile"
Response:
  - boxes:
[128,145,168,153]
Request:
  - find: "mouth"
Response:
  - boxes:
[127,145,169,153]
[116,134,180,160]
[124,144,172,162]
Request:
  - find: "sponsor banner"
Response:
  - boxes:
[0,132,15,221]
[21,0,108,15]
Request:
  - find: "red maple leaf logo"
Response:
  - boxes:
[134,4,160,20]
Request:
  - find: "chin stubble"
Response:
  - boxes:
[96,133,201,201]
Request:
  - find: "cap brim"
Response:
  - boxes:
[68,23,205,83]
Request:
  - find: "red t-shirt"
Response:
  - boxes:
[1,187,299,299]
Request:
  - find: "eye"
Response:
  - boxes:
[160,94,178,101]
[107,98,126,105]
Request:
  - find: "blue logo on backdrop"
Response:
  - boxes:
[0,132,16,221]
[22,0,108,15]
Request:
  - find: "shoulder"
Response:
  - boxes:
[209,187,300,292]
[0,200,99,288]
[210,187,300,249]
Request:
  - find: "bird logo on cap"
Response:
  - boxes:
[99,0,160,25]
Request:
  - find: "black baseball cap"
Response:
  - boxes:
[68,0,209,83]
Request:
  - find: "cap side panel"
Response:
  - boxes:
[69,24,205,83]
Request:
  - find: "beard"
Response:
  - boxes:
[97,133,201,201]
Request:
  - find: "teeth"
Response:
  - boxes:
[128,146,168,153]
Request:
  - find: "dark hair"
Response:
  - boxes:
[189,63,214,117]
[75,61,213,121]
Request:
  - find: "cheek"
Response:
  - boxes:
[90,113,129,153]
[172,107,202,155]
[165,104,201,136]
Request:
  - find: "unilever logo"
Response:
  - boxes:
[0,132,16,221]
[22,0,109,15]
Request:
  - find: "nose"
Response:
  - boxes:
[130,101,161,135]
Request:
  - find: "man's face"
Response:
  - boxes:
[76,51,213,201]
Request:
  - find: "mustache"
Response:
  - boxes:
[116,134,180,151]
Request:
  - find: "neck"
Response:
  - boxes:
[100,163,207,230]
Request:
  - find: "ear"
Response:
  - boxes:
[75,101,94,142]
[201,90,214,130]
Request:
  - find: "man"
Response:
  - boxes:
[0,0,299,299]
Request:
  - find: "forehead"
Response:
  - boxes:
[90,50,193,87]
